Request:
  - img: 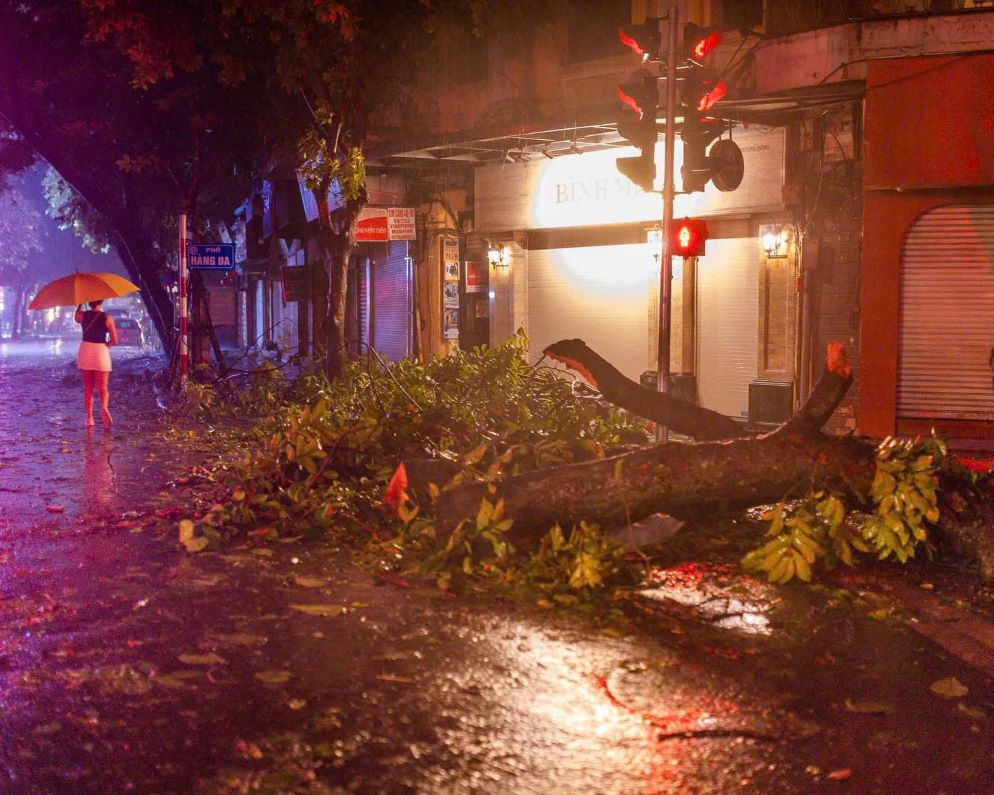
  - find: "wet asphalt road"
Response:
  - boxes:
[1,338,993,794]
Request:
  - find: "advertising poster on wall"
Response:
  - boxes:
[465,260,485,293]
[443,307,460,339]
[441,236,460,342]
[442,238,460,281]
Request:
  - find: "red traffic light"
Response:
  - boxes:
[673,218,708,258]
[617,70,657,120]
[683,23,722,64]
[695,78,726,113]
[619,20,661,62]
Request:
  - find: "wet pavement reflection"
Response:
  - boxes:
[0,338,993,793]
[641,563,776,635]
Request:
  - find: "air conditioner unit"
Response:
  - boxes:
[749,380,794,425]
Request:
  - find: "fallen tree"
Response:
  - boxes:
[435,341,871,540]
[431,339,994,581]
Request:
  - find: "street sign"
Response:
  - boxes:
[187,243,235,270]
[354,207,417,242]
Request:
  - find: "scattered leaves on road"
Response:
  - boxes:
[152,670,202,690]
[844,698,894,715]
[178,652,226,666]
[207,632,267,647]
[289,604,346,617]
[255,670,292,684]
[376,673,414,684]
[930,677,969,698]
[293,576,327,588]
[957,702,986,719]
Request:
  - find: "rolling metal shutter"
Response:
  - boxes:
[371,241,411,362]
[695,238,760,419]
[899,205,994,420]
[354,257,370,354]
[527,244,651,382]
[269,281,284,349]
[358,259,370,353]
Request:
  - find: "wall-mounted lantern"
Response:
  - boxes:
[761,224,790,259]
[487,242,510,268]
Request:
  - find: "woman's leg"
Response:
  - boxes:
[95,371,112,427]
[82,370,96,425]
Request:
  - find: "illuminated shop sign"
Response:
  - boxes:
[475,128,783,232]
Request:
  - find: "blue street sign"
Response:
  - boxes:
[187,243,235,270]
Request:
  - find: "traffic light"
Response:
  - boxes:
[616,70,659,192]
[682,23,722,64]
[679,22,741,193]
[673,218,708,258]
[618,19,662,62]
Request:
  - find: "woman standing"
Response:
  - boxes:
[74,300,118,427]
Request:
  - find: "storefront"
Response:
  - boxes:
[344,206,417,362]
[898,205,994,424]
[475,127,785,419]
[347,240,414,362]
[861,53,994,439]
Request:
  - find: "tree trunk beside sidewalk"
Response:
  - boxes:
[315,180,363,381]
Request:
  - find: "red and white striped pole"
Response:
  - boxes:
[178,210,189,381]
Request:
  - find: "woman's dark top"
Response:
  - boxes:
[80,310,109,343]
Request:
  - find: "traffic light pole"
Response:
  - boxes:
[656,2,678,443]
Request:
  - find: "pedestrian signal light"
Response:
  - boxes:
[673,218,708,258]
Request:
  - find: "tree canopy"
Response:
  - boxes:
[0,0,560,364]
[0,186,43,286]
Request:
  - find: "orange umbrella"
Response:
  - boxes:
[28,272,140,310]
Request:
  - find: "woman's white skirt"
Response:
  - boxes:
[78,341,112,372]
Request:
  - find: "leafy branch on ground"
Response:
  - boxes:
[744,436,944,583]
[179,333,650,599]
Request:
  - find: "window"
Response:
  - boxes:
[566,0,630,63]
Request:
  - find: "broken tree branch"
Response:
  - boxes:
[543,338,744,441]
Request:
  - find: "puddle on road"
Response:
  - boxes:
[640,562,778,635]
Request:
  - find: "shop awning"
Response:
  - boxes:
[366,83,863,169]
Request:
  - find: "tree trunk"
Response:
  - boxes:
[543,338,746,441]
[11,283,26,337]
[435,422,876,547]
[315,181,362,381]
[324,227,351,380]
[0,102,176,354]
[190,273,209,374]
[111,220,175,355]
[434,341,866,546]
